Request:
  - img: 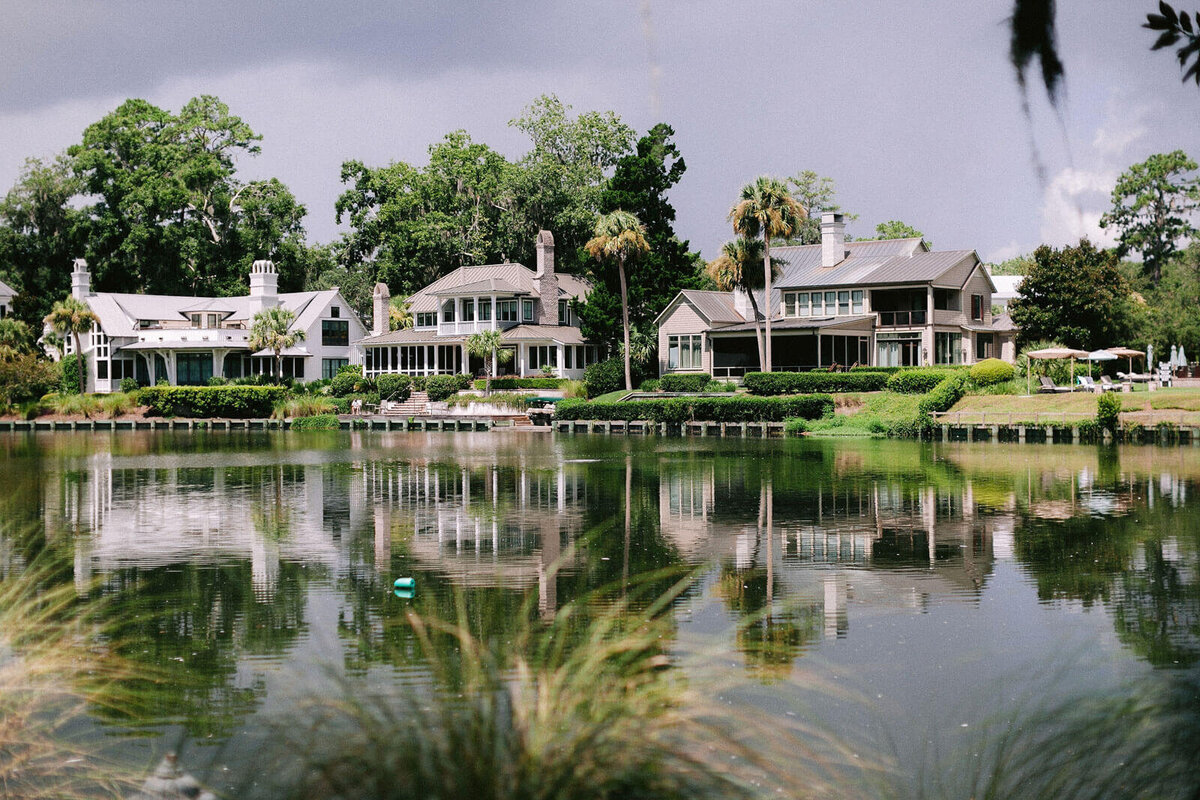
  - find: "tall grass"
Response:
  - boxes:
[446,392,534,410]
[39,392,102,418]
[272,395,337,419]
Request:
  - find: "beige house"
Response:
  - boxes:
[656,213,1015,378]
[359,231,600,379]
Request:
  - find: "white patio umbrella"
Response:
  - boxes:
[1171,344,1179,368]
[1105,347,1145,377]
[1181,346,1188,369]
[1025,347,1089,394]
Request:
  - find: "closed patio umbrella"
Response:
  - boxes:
[1171,344,1179,368]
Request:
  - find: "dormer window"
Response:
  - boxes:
[442,300,455,323]
[497,300,518,322]
[522,299,534,322]
[558,300,569,325]
[190,313,202,328]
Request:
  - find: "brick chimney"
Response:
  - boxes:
[821,213,847,267]
[372,283,390,336]
[71,258,91,300]
[248,260,279,315]
[733,288,754,321]
[534,230,559,325]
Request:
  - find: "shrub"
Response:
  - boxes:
[331,365,373,397]
[473,377,565,391]
[553,394,833,423]
[0,354,59,406]
[969,358,1016,386]
[783,417,809,435]
[887,369,951,394]
[207,376,230,386]
[659,373,712,392]
[59,354,86,394]
[119,376,140,393]
[744,371,888,395]
[639,379,661,392]
[447,392,534,410]
[584,358,625,398]
[139,386,287,418]
[425,374,472,402]
[1097,391,1121,435]
[98,392,134,417]
[330,393,381,414]
[290,413,341,430]
[702,380,737,393]
[377,373,413,402]
[273,396,338,419]
[916,374,969,422]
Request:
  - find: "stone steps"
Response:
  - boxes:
[383,390,429,416]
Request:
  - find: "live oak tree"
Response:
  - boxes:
[785,171,855,245]
[1100,150,1200,284]
[1008,239,1137,351]
[867,220,928,245]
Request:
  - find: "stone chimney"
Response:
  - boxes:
[71,258,91,300]
[821,212,847,267]
[534,230,559,325]
[248,259,278,315]
[372,282,390,336]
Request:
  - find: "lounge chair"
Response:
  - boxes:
[1038,376,1073,394]
[1118,371,1150,383]
[1099,375,1118,392]
[1077,376,1099,393]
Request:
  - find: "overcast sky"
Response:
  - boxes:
[2,0,1197,264]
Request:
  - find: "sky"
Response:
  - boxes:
[2,0,1198,265]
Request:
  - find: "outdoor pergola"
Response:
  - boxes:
[1025,347,1088,395]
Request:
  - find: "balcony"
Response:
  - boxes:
[877,310,927,327]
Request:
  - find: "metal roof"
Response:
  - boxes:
[407,262,590,313]
[501,324,587,344]
[709,314,876,334]
[679,290,743,324]
[432,278,528,296]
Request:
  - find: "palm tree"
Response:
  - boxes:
[729,177,806,372]
[586,211,651,391]
[0,318,31,361]
[706,238,782,373]
[389,297,413,331]
[249,307,305,382]
[466,329,513,394]
[44,297,99,393]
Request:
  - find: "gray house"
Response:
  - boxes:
[53,258,364,392]
[656,213,1014,378]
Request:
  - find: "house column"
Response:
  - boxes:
[461,343,468,376]
[924,286,935,367]
[433,345,440,375]
[556,344,564,377]
[490,295,497,331]
[212,349,227,380]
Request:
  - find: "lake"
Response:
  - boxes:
[1,431,1198,798]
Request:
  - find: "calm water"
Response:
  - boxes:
[2,431,1199,796]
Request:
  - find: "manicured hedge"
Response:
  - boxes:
[849,366,903,373]
[968,358,1015,386]
[377,373,413,401]
[659,373,712,392]
[290,413,340,430]
[917,374,969,420]
[554,394,833,423]
[140,386,287,418]
[473,377,565,391]
[425,374,473,402]
[886,369,951,394]
[583,357,651,398]
[744,371,888,395]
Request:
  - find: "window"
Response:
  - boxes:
[97,360,108,379]
[479,299,492,321]
[442,300,455,323]
[783,292,796,316]
[565,346,573,369]
[497,300,518,322]
[461,299,475,322]
[810,292,823,316]
[176,353,213,385]
[824,292,836,314]
[877,332,923,367]
[852,290,864,314]
[322,319,349,347]
[971,294,984,321]
[111,359,136,380]
[933,289,961,311]
[522,299,535,322]
[330,306,340,318]
[190,313,202,328]
[976,333,994,360]
[528,345,558,370]
[935,332,963,365]
[322,358,348,380]
[838,291,850,315]
[416,312,436,328]
[559,300,569,325]
[668,334,703,370]
[797,292,810,316]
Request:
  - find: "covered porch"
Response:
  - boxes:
[705,317,875,379]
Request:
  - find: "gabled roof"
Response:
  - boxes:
[0,279,16,297]
[771,239,979,291]
[406,262,590,313]
[708,314,876,334]
[653,290,745,327]
[86,289,343,339]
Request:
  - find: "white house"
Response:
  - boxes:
[54,258,364,392]
[359,230,600,380]
[0,279,14,319]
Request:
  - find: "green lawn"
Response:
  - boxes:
[803,392,923,437]
[946,387,1200,425]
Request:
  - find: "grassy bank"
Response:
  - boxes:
[798,392,924,437]
[945,388,1200,426]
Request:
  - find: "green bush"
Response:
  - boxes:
[1097,391,1121,435]
[290,413,341,430]
[331,364,374,397]
[554,394,833,423]
[744,371,889,395]
[0,354,59,406]
[849,366,903,373]
[702,380,737,393]
[783,417,810,435]
[329,392,381,414]
[887,369,951,394]
[139,386,287,418]
[916,374,969,422]
[639,379,661,392]
[119,376,140,393]
[207,376,229,386]
[584,358,625,398]
[969,358,1016,386]
[59,354,86,394]
[474,377,565,391]
[377,373,413,402]
[425,374,472,402]
[659,373,712,392]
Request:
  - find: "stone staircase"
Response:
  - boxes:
[382,390,429,416]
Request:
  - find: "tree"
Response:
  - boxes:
[1008,239,1137,350]
[43,296,99,393]
[729,177,805,372]
[389,297,413,331]
[466,330,513,394]
[0,318,32,361]
[578,123,704,349]
[1100,151,1200,285]
[585,211,650,391]
[784,171,855,245]
[866,219,928,245]
[248,306,305,382]
[988,254,1035,276]
[706,238,782,370]
[1144,3,1200,85]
